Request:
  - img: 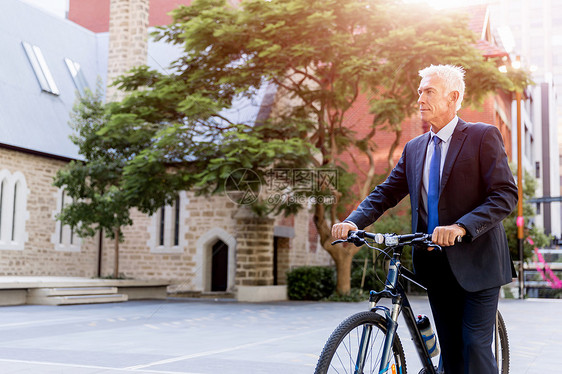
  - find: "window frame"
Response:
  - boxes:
[149,192,186,253]
[51,187,81,252]
[0,170,29,251]
[22,41,60,95]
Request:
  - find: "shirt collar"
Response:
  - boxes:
[430,115,458,143]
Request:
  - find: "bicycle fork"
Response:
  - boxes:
[378,302,400,374]
[354,323,373,374]
[352,306,399,374]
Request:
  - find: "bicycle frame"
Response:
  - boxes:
[364,243,438,374]
[321,230,507,374]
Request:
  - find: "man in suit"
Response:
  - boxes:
[332,64,518,373]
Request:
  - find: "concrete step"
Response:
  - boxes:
[27,286,127,305]
[0,277,169,306]
[27,293,128,306]
[28,286,119,297]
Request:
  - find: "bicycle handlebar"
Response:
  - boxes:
[332,230,438,249]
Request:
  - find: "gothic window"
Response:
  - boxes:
[51,188,80,252]
[0,171,29,250]
[149,193,185,253]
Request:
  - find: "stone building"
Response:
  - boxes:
[3,0,546,300]
[1,0,333,300]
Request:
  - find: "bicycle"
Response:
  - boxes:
[314,230,510,374]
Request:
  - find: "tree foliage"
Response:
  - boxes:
[54,89,132,240]
[56,0,530,292]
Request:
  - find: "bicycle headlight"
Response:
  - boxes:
[385,235,399,246]
[374,233,385,244]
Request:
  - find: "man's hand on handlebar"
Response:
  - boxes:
[429,224,466,249]
[332,222,357,240]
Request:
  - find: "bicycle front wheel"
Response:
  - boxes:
[314,311,406,374]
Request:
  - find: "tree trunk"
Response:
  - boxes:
[113,228,119,279]
[314,204,360,295]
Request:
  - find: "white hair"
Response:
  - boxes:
[419,64,466,111]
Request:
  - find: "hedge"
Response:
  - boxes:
[286,266,336,300]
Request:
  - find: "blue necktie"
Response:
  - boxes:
[427,136,441,234]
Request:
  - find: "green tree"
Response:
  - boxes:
[54,90,133,278]
[59,0,528,293]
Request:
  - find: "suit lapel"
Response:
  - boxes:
[415,132,430,199]
[411,132,430,234]
[440,119,467,194]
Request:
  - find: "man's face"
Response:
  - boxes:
[417,74,457,131]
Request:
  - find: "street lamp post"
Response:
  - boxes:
[515,90,525,299]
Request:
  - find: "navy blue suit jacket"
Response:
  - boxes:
[346,118,518,292]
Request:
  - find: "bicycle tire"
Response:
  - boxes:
[494,310,510,374]
[314,311,407,374]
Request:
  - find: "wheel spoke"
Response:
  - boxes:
[316,312,405,374]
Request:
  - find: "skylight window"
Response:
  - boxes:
[64,58,89,96]
[22,41,60,95]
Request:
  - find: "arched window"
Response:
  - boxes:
[51,188,80,252]
[0,179,5,235]
[12,181,19,241]
[0,171,29,250]
[149,192,186,253]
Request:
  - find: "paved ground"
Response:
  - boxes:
[0,296,560,373]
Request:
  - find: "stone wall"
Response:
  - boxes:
[99,193,241,292]
[0,147,332,289]
[98,192,332,291]
[106,0,150,100]
[234,208,275,286]
[0,148,98,276]
[289,208,334,268]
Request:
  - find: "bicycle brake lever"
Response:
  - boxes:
[429,244,443,251]
[331,239,346,245]
[427,234,462,250]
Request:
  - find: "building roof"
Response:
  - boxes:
[476,39,509,58]
[462,4,509,58]
[0,0,107,160]
[1,0,267,161]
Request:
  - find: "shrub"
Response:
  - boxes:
[286,266,336,300]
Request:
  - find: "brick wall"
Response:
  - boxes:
[338,89,515,219]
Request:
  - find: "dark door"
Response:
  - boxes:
[211,240,228,291]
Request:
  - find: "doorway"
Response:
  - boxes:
[211,240,228,291]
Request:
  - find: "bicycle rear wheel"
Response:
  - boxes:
[314,311,406,374]
[493,310,509,374]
